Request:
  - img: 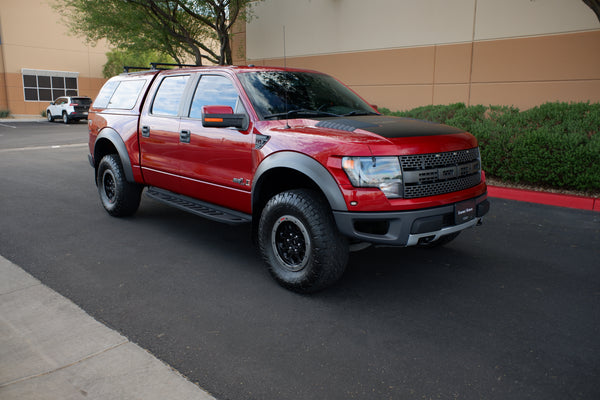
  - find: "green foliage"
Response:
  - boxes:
[53,0,262,65]
[0,110,10,118]
[103,49,174,78]
[381,102,600,193]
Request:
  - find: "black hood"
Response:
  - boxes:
[314,115,465,138]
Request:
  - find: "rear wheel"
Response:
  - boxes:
[258,189,348,293]
[62,112,69,124]
[97,154,142,217]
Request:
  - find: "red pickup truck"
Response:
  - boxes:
[88,65,489,292]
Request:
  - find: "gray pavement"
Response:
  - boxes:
[0,255,217,400]
[2,119,598,399]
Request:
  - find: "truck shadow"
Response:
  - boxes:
[135,196,486,300]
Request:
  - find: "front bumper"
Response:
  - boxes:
[333,193,489,246]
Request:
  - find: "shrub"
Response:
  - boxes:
[0,109,10,118]
[381,102,600,194]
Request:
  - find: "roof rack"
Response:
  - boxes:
[150,62,197,69]
[123,62,198,73]
[123,66,153,73]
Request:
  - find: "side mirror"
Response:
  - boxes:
[202,105,248,130]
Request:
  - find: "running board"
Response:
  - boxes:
[146,187,251,225]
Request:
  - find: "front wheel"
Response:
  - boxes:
[47,111,53,122]
[258,189,348,293]
[97,154,142,217]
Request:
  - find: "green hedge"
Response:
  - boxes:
[380,102,600,194]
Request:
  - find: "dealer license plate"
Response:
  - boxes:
[455,200,476,224]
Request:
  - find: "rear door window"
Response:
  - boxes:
[151,75,190,116]
[73,97,92,106]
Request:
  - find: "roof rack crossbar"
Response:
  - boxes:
[149,62,197,69]
[122,63,198,74]
[123,66,153,73]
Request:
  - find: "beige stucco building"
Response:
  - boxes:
[0,0,110,116]
[235,0,600,111]
[1,0,599,116]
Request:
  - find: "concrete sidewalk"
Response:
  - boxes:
[0,255,217,400]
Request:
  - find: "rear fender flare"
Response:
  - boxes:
[94,128,135,183]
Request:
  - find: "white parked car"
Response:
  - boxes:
[46,96,92,123]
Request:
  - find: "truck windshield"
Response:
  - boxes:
[238,71,377,120]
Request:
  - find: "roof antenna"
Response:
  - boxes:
[283,25,290,129]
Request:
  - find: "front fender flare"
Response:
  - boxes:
[94,128,135,183]
[253,152,348,212]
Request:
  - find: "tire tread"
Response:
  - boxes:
[97,154,142,217]
[258,189,348,293]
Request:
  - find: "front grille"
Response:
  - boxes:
[400,148,481,199]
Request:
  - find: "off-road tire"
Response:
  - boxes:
[97,154,142,217]
[258,189,348,293]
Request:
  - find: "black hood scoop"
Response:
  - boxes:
[315,118,379,132]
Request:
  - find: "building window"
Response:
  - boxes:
[22,69,79,102]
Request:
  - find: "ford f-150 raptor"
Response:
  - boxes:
[88,65,489,292]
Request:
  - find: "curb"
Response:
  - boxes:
[488,185,600,212]
[0,256,216,400]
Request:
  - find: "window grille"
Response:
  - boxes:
[22,69,79,102]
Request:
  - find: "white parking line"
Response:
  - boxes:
[0,123,17,128]
[0,143,87,153]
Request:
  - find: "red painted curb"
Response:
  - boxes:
[488,185,599,212]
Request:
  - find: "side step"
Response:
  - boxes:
[146,187,251,225]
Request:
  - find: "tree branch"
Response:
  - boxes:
[583,0,600,21]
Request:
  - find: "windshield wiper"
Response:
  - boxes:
[264,109,342,120]
[343,110,380,116]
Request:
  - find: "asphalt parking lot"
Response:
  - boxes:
[1,121,599,400]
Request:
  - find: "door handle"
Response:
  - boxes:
[180,129,191,143]
[141,125,150,137]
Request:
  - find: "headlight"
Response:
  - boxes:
[342,156,403,198]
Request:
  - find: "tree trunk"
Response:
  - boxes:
[194,49,204,66]
[222,37,232,65]
[217,29,232,65]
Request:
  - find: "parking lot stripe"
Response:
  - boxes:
[0,143,87,153]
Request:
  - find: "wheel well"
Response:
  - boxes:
[93,138,118,173]
[252,167,327,220]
